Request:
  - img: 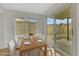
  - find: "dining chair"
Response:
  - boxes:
[24,34,30,39]
[40,36,53,56]
[34,33,53,56]
[14,36,22,48]
[8,40,20,56]
[36,34,46,55]
[46,39,53,55]
[15,36,18,44]
[34,33,41,39]
[15,36,28,56]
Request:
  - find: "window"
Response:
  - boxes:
[16,18,28,35]
[47,18,54,25]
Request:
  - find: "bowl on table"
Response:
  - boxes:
[23,42,31,45]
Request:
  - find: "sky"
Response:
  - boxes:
[47,18,71,25]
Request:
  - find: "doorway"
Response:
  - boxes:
[47,6,72,56]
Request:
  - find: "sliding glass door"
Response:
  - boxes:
[46,6,73,56]
[54,18,72,55]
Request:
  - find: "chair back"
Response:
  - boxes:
[40,34,46,42]
[35,33,46,42]
[8,40,16,56]
[15,36,18,43]
[24,34,30,39]
[46,39,53,48]
[34,33,41,39]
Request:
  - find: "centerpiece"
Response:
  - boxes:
[28,32,34,40]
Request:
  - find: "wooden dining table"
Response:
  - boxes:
[17,39,47,56]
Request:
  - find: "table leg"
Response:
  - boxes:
[20,51,24,56]
[44,45,47,56]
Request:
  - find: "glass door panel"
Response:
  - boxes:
[47,18,55,48]
[55,18,72,55]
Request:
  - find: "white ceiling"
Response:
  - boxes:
[1,3,57,15]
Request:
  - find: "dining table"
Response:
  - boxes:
[17,39,47,56]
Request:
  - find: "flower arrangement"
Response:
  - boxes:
[28,32,34,36]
